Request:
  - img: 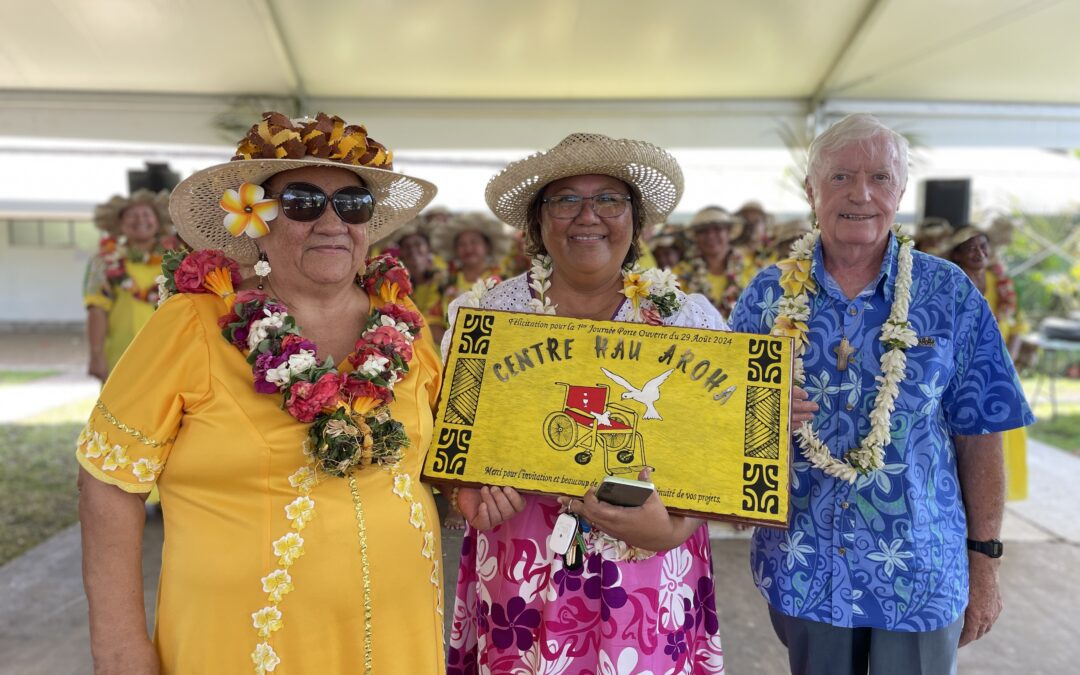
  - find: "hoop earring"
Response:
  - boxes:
[254,251,271,291]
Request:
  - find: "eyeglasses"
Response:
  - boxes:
[273,182,376,225]
[541,193,632,220]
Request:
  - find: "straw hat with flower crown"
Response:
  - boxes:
[94,189,173,238]
[430,211,515,262]
[169,111,436,264]
[485,133,684,230]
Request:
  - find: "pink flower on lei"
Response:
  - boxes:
[286,372,342,423]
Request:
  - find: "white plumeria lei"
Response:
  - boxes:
[524,255,682,320]
[776,228,917,483]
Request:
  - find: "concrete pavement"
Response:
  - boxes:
[1,333,1077,673]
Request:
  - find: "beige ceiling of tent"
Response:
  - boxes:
[0,0,1076,104]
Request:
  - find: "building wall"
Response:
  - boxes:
[0,221,93,324]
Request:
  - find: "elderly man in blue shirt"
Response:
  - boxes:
[731,113,1033,675]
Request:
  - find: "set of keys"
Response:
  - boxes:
[550,511,590,570]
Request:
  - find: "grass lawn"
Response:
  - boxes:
[0,370,59,387]
[1021,376,1080,453]
[0,397,94,566]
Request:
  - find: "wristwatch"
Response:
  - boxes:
[966,538,1004,558]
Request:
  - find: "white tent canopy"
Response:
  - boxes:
[1,0,1079,149]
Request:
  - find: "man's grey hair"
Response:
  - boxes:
[805,113,909,190]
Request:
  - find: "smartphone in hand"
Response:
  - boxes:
[595,475,655,507]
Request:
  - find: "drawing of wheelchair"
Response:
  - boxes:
[542,382,646,474]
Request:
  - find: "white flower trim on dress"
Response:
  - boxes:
[775,228,916,483]
[389,467,443,616]
[249,463,318,673]
[76,426,165,484]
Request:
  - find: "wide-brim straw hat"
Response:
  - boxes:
[375,215,433,247]
[770,218,813,245]
[485,133,684,230]
[736,200,768,220]
[94,189,173,237]
[170,112,436,264]
[689,206,744,240]
[943,224,990,258]
[430,211,514,261]
[915,216,953,242]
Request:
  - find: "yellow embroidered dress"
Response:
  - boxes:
[76,293,445,674]
[83,257,163,372]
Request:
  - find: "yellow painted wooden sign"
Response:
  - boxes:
[422,309,793,526]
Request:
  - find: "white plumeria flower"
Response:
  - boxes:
[409,502,426,529]
[287,350,317,376]
[261,569,294,602]
[131,457,163,483]
[284,496,315,530]
[251,642,280,673]
[360,354,390,377]
[392,472,412,499]
[251,606,283,638]
[80,432,104,459]
[288,465,316,494]
[422,531,435,559]
[272,533,305,566]
[247,324,270,351]
[264,363,292,386]
[101,444,131,471]
[641,266,678,293]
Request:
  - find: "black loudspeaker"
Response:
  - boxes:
[128,162,180,194]
[920,179,970,228]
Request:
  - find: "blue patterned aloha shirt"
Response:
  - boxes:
[730,232,1033,631]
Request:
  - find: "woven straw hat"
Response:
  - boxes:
[94,189,172,237]
[689,206,744,240]
[736,200,768,219]
[376,215,433,247]
[943,224,990,259]
[430,211,514,261]
[170,112,436,264]
[485,133,683,230]
[770,218,812,245]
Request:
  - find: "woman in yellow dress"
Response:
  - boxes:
[676,206,754,320]
[430,211,512,335]
[947,225,1028,500]
[76,111,445,673]
[84,190,180,380]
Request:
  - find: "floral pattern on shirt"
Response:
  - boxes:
[731,234,1033,631]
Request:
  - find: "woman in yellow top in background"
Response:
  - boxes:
[76,111,445,674]
[947,225,1028,500]
[430,211,511,339]
[84,190,180,380]
[736,199,778,274]
[676,206,754,320]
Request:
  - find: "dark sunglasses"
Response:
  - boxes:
[273,182,376,225]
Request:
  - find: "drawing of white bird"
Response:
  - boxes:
[589,410,612,426]
[601,367,674,420]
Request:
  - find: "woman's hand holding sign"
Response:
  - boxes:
[458,485,527,531]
